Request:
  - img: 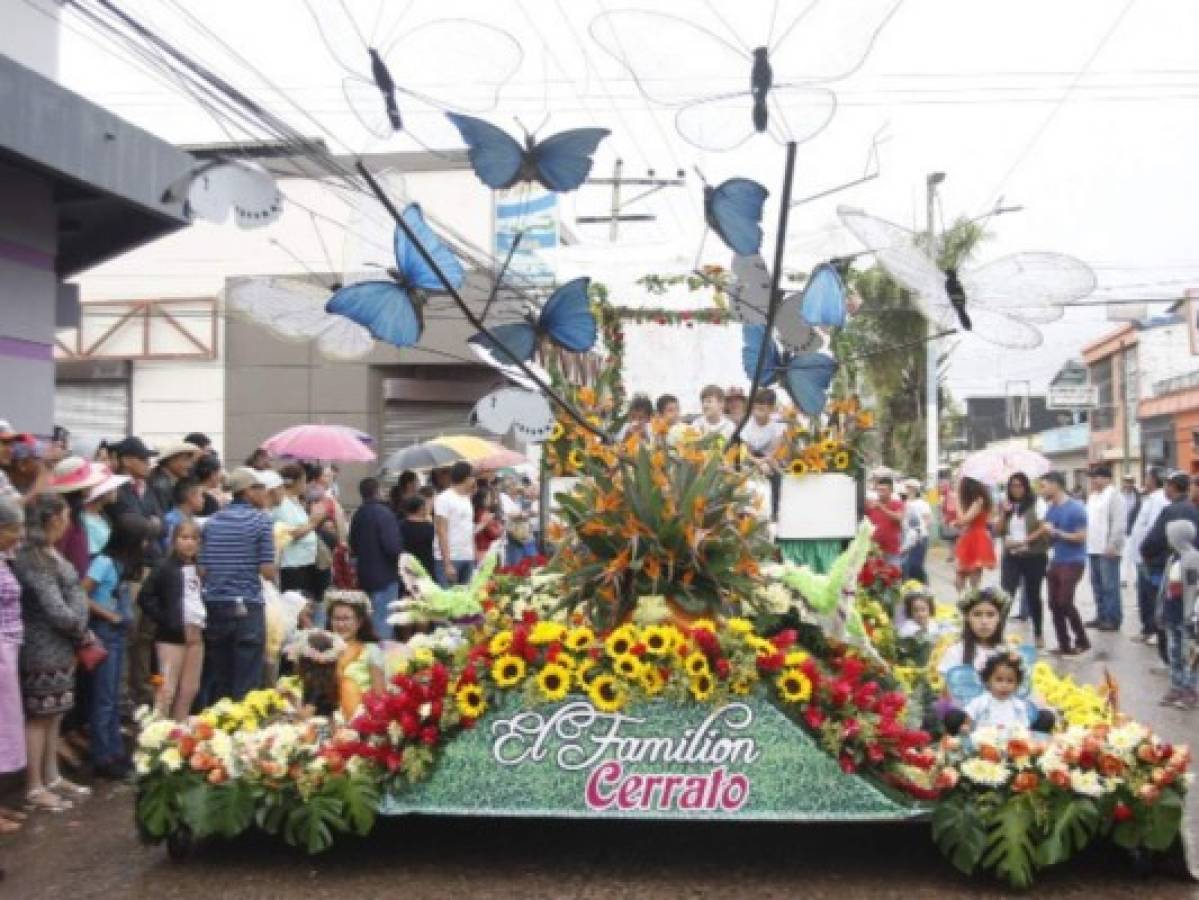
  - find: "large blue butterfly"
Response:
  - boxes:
[705,178,768,256]
[445,113,611,193]
[470,277,596,368]
[325,204,464,348]
[800,261,848,328]
[741,324,837,416]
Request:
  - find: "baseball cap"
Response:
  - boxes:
[112,436,158,461]
[225,466,267,494]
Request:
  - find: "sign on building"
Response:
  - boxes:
[1047,360,1098,410]
[494,188,558,288]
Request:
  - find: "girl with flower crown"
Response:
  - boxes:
[284,629,346,719]
[325,590,385,720]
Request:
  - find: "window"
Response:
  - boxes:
[1090,358,1114,430]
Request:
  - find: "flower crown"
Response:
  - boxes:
[901,579,932,601]
[957,586,1011,616]
[284,629,346,665]
[323,589,371,614]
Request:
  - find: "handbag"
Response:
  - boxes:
[76,631,109,672]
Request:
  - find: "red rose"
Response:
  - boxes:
[757,651,785,673]
[1078,750,1097,771]
[829,680,853,707]
[803,706,826,729]
[521,610,537,626]
[839,755,857,774]
[1048,769,1071,789]
[866,743,885,764]
[400,711,420,738]
[715,658,731,679]
[429,699,444,721]
[420,725,440,747]
[1112,802,1134,823]
[771,629,798,650]
[842,718,862,740]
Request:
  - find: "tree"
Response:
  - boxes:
[838,217,988,476]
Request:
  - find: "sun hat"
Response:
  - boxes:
[46,456,108,494]
[159,441,200,461]
[85,470,131,505]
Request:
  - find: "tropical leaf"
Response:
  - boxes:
[1142,791,1184,852]
[180,781,256,839]
[136,777,186,839]
[1036,796,1100,867]
[283,793,345,855]
[332,775,380,837]
[931,793,988,875]
[983,794,1038,889]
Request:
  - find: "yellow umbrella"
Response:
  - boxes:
[431,435,524,469]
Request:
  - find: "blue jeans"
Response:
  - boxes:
[200,601,265,705]
[433,559,474,588]
[369,582,398,641]
[1137,565,1160,636]
[89,618,127,765]
[903,538,928,584]
[1088,554,1122,627]
[1163,599,1197,693]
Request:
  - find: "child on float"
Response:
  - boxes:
[284,629,346,720]
[325,590,386,720]
[960,651,1050,735]
[139,521,206,721]
[741,389,786,519]
[936,587,1053,735]
[897,582,946,642]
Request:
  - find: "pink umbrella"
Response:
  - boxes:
[959,447,1049,485]
[261,424,376,463]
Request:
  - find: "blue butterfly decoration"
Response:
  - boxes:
[705,178,768,256]
[325,203,464,348]
[741,324,837,416]
[944,645,1039,706]
[470,277,597,367]
[445,113,611,193]
[800,262,848,328]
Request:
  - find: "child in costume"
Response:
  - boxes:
[961,651,1037,735]
[325,590,386,720]
[284,629,346,719]
[897,583,943,641]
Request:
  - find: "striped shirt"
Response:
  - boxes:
[199,500,274,603]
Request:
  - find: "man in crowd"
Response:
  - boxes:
[654,394,681,432]
[199,467,276,702]
[348,477,401,638]
[1139,471,1199,656]
[1083,464,1125,632]
[901,478,932,584]
[499,476,534,567]
[183,432,215,456]
[1035,471,1091,656]
[148,441,200,514]
[1128,467,1168,644]
[866,476,905,567]
[433,461,476,587]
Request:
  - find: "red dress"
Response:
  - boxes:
[955,515,997,573]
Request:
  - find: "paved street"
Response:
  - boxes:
[1,550,1196,899]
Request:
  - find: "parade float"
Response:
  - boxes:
[133,423,1194,890]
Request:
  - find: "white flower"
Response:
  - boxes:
[160,748,184,772]
[419,702,432,720]
[1070,770,1104,798]
[137,720,175,751]
[971,726,1005,752]
[1107,723,1148,755]
[134,752,151,776]
[757,583,793,615]
[961,757,1011,788]
[632,596,669,625]
[1103,776,1124,793]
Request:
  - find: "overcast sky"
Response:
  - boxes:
[50,0,1199,397]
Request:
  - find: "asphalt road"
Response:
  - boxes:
[2,550,1196,899]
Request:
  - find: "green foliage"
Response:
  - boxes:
[283,791,346,855]
[1036,796,1100,867]
[180,781,257,840]
[136,774,195,839]
[931,793,988,875]
[334,775,380,836]
[983,793,1038,890]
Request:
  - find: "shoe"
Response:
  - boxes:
[1084,619,1102,628]
[24,787,71,813]
[47,777,92,799]
[1097,623,1120,632]
[1160,689,1183,706]
[1171,691,1199,710]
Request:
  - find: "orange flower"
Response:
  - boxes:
[650,449,667,470]
[650,417,671,437]
[580,520,608,536]
[643,554,662,581]
[856,411,874,429]
[597,492,622,513]
[734,556,760,577]
[1012,772,1039,793]
[578,386,597,406]
[605,547,632,576]
[680,569,695,586]
[620,514,646,540]
[692,496,707,520]
[738,516,756,537]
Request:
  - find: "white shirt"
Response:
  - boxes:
[904,498,932,541]
[964,692,1032,731]
[741,418,786,457]
[697,416,735,441]
[936,641,1003,677]
[181,564,207,627]
[1128,488,1168,565]
[500,493,521,521]
[433,488,475,562]
[1085,484,1124,555]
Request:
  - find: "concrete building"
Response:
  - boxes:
[1,2,192,433]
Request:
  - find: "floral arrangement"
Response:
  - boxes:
[496,554,549,578]
[775,396,874,477]
[189,680,300,734]
[133,681,378,854]
[1030,662,1116,729]
[543,384,618,477]
[933,722,1191,888]
[549,438,773,625]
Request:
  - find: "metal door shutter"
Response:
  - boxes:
[381,402,491,459]
[55,381,129,444]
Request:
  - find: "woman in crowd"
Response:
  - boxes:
[14,494,91,811]
[954,476,997,592]
[47,456,106,580]
[997,472,1050,648]
[309,464,348,603]
[0,497,28,832]
[192,453,224,517]
[273,463,325,600]
[473,482,503,562]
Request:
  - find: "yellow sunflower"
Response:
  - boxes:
[553,653,577,671]
[491,654,527,688]
[730,675,756,696]
[455,684,486,719]
[642,625,672,657]
[575,658,598,688]
[685,651,710,677]
[529,621,567,646]
[614,653,644,680]
[789,459,809,476]
[725,617,754,635]
[689,671,716,702]
[588,675,628,713]
[776,668,813,704]
[833,451,851,470]
[568,448,586,470]
[640,667,666,696]
[549,422,565,442]
[536,663,572,702]
[604,625,638,659]
[784,650,811,668]
[565,626,595,652]
[691,619,717,634]
[488,631,514,656]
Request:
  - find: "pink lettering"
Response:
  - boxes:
[616,774,644,809]
[585,760,623,810]
[660,774,686,808]
[640,774,664,810]
[721,773,749,810]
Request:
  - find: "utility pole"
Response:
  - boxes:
[577,160,686,241]
[926,172,945,493]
